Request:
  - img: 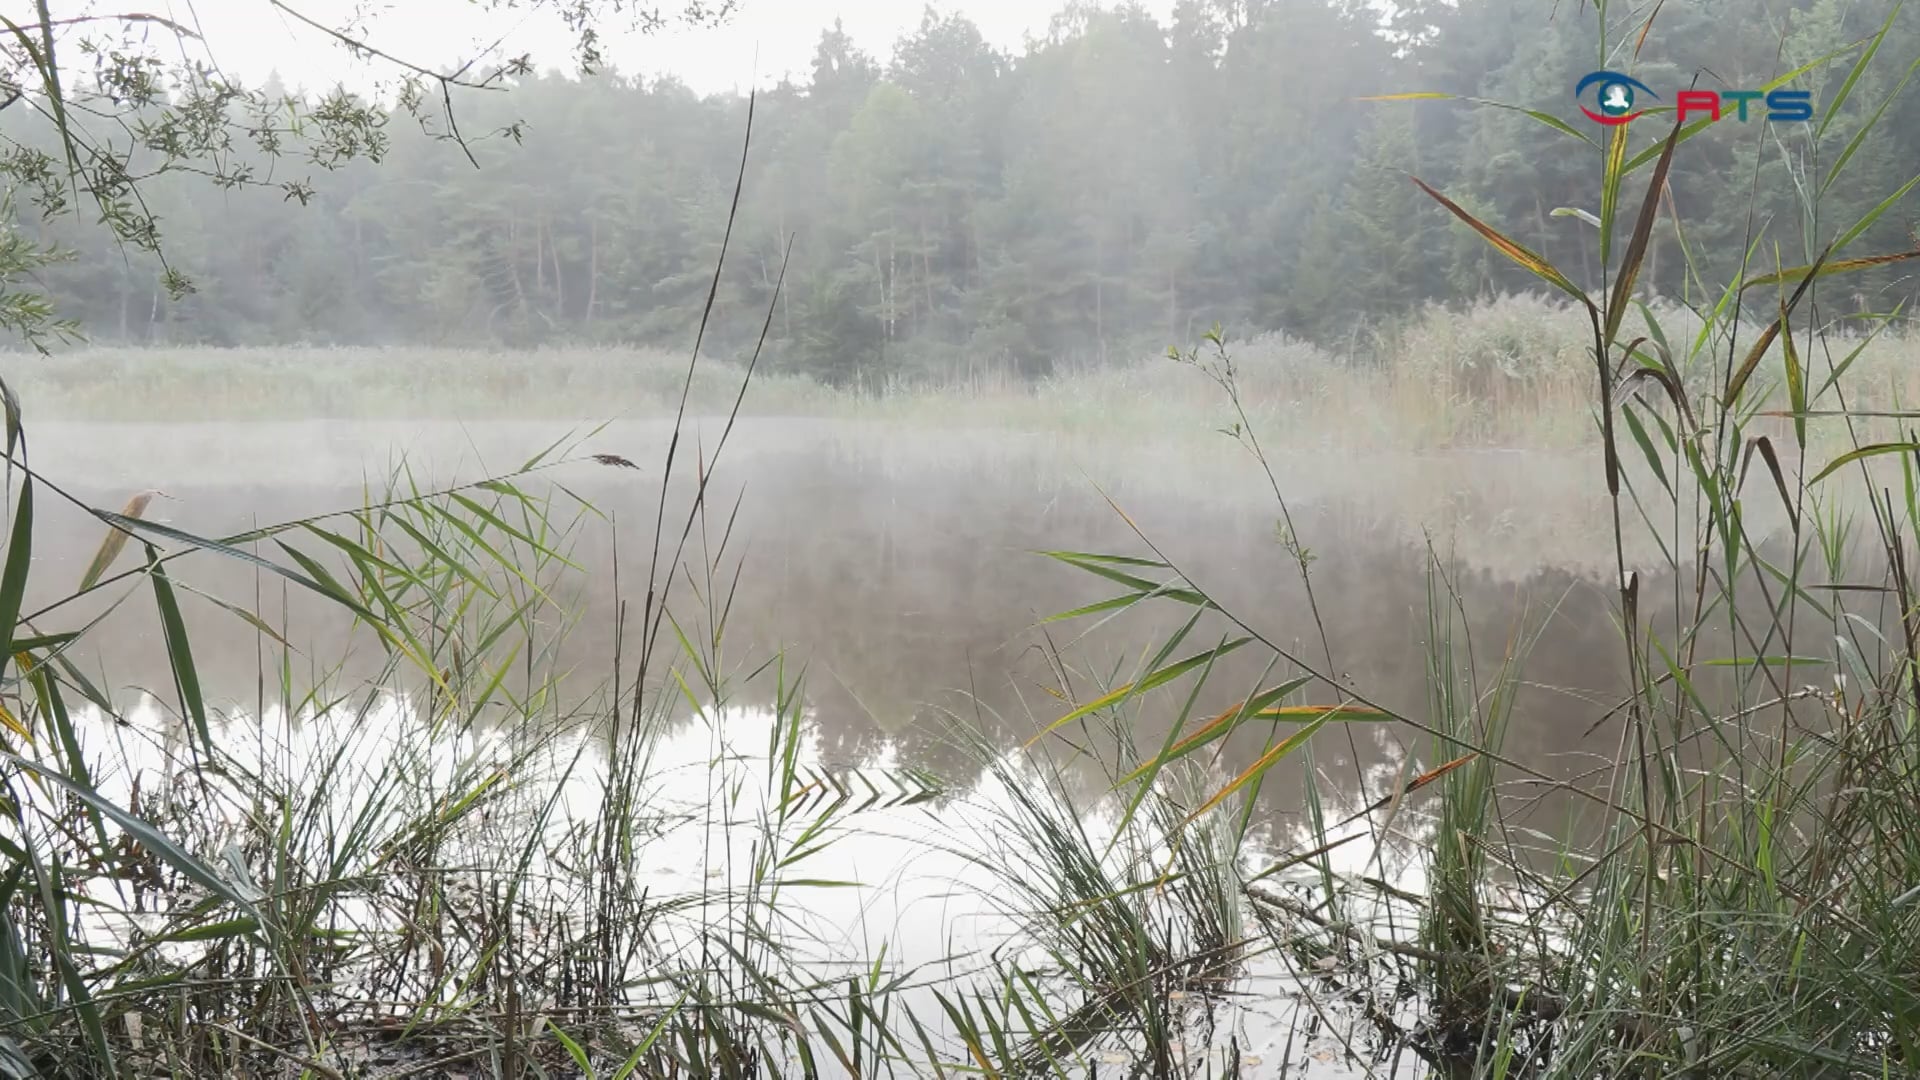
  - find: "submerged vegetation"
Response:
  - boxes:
[7,2,1920,1079]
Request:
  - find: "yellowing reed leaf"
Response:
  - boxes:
[0,701,28,745]
[1738,250,1920,292]
[1182,706,1354,825]
[1403,753,1479,795]
[1024,638,1250,748]
[1117,695,1383,787]
[1724,322,1779,407]
[79,490,160,592]
[1781,301,1807,451]
[1260,704,1388,720]
[1634,0,1665,58]
[1411,177,1592,309]
[1599,122,1629,269]
[1606,121,1682,346]
[1810,442,1920,485]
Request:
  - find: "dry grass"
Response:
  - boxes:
[2,295,1905,459]
[24,296,1916,454]
[5,344,840,421]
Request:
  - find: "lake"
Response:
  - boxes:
[20,414,1826,1075]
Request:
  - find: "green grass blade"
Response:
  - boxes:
[99,512,380,621]
[1810,442,1920,485]
[1817,1,1901,139]
[146,549,214,760]
[1822,50,1920,196]
[1024,636,1250,746]
[0,474,29,688]
[1620,404,1674,499]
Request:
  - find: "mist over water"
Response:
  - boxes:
[11,389,1897,1078]
[31,415,1704,824]
[10,0,1920,1068]
[33,411,1690,1075]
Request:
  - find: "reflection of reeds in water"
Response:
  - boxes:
[12,352,1903,1073]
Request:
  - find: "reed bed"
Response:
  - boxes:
[16,294,1920,456]
[5,15,1920,1080]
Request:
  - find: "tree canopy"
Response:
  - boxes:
[7,0,1918,383]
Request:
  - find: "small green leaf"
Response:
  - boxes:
[1810,442,1920,485]
[1620,404,1673,499]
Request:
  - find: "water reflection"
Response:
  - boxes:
[21,416,1853,1075]
[29,418,1840,868]
[54,692,1420,1074]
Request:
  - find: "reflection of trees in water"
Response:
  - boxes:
[48,445,1821,849]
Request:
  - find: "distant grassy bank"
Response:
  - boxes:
[25,294,1911,452]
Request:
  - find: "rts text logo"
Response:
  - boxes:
[1575,70,1812,125]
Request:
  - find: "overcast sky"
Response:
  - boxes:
[83,0,1176,97]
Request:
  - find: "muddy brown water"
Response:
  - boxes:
[25,418,1828,843]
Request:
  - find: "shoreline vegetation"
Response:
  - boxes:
[6,0,1920,1076]
[13,294,1920,456]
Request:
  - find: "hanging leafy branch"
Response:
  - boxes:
[0,0,737,349]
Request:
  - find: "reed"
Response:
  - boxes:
[17,296,1920,455]
[4,9,1920,1080]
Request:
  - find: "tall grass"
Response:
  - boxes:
[18,295,1920,455]
[0,89,1276,1080]
[1015,15,1920,1078]
[6,10,1920,1080]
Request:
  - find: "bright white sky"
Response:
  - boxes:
[38,1,1177,97]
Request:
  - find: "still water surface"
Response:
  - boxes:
[33,418,1649,780]
[24,417,1775,1074]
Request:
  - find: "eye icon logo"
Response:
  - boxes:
[1576,71,1657,125]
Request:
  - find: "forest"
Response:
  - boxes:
[13,0,1920,386]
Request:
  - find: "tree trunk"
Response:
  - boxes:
[873,239,890,343]
[1169,265,1178,344]
[778,204,793,340]
[551,224,566,319]
[1095,229,1106,366]
[506,218,528,315]
[921,213,934,324]
[585,218,600,329]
